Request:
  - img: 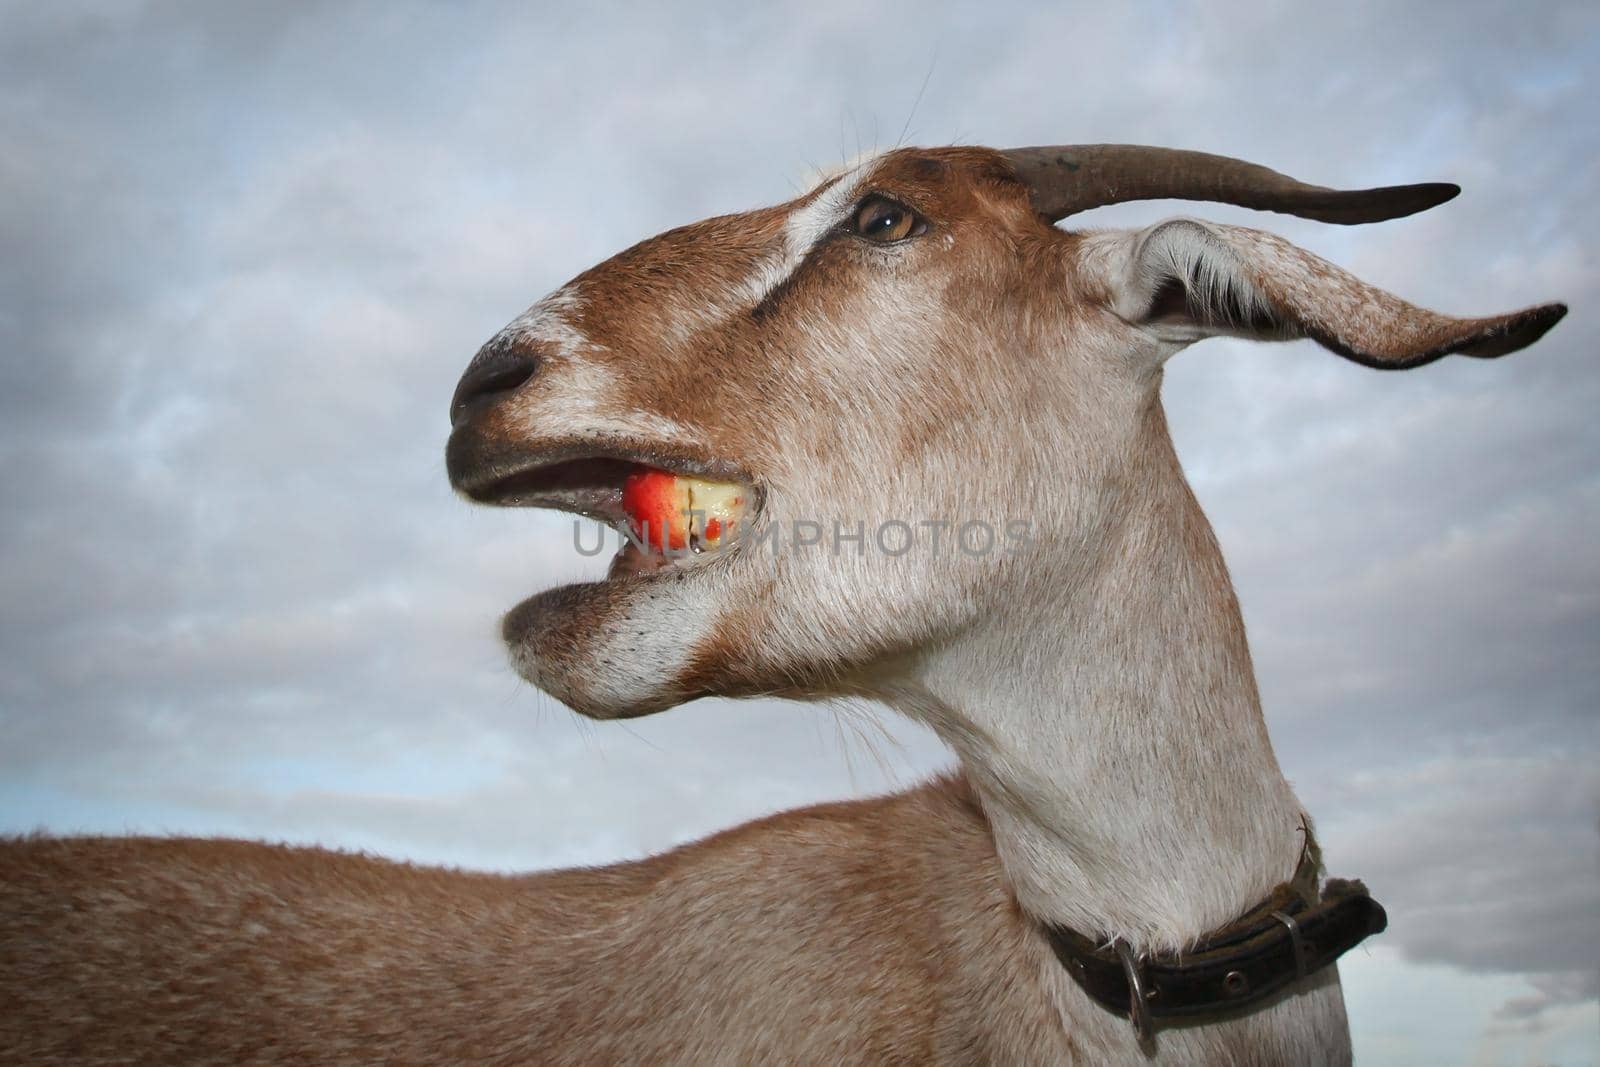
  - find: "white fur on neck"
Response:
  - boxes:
[882,409,1307,953]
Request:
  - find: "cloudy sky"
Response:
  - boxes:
[1,1,1595,1062]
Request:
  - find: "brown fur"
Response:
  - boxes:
[1,778,1092,1065]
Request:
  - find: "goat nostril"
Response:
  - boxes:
[450,350,538,423]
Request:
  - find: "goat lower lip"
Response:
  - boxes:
[607,540,686,578]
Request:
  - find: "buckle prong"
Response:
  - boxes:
[1113,940,1155,1042]
[1271,909,1311,980]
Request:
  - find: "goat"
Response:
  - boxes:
[1,144,1565,1065]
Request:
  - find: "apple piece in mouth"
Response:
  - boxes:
[620,468,747,552]
[620,469,688,551]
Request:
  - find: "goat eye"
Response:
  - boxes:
[851,196,924,243]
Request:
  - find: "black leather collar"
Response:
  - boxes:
[1040,833,1387,1040]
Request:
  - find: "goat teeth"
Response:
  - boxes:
[621,469,747,553]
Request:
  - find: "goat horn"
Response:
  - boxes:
[1003,145,1459,225]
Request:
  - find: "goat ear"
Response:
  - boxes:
[1103,218,1566,368]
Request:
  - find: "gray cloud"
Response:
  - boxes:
[1,1,1596,1058]
[1492,970,1599,1031]
[1318,753,1598,992]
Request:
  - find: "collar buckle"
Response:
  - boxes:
[1041,828,1388,1039]
[1113,940,1155,1042]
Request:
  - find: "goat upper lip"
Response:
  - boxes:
[446,430,757,518]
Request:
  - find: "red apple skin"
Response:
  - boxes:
[621,469,688,550]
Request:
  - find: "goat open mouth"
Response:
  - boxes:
[460,452,760,579]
